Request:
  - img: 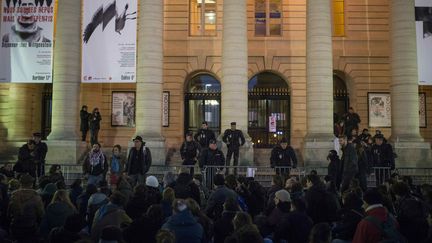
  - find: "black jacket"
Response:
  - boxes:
[80,110,89,132]
[341,143,359,176]
[126,145,152,175]
[82,152,108,176]
[270,145,297,167]
[180,140,201,165]
[205,186,237,219]
[89,112,102,130]
[15,144,36,175]
[343,112,361,129]
[372,143,395,169]
[194,128,216,148]
[123,214,163,243]
[199,148,225,168]
[173,173,201,205]
[213,211,236,243]
[328,156,342,186]
[273,210,314,243]
[305,183,340,224]
[126,187,161,220]
[222,129,245,149]
[333,208,364,241]
[34,141,48,163]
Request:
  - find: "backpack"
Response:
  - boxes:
[364,215,408,243]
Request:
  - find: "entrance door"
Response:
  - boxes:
[184,73,221,135]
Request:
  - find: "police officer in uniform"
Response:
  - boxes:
[372,134,395,186]
[222,122,245,175]
[194,121,216,148]
[33,132,48,178]
[180,131,201,175]
[270,137,297,176]
[199,139,225,189]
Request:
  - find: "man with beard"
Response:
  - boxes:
[32,132,47,177]
[180,131,201,175]
[194,121,216,148]
[2,0,51,43]
[83,143,108,186]
[125,136,152,186]
[199,139,225,189]
[270,137,297,176]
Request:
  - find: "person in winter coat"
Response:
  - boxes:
[123,204,164,243]
[266,175,284,209]
[69,179,83,207]
[332,192,365,242]
[213,198,240,243]
[372,134,395,186]
[91,191,132,241]
[186,198,214,243]
[162,199,204,243]
[40,189,77,236]
[222,122,245,175]
[343,107,361,136]
[353,188,401,243]
[273,198,313,243]
[76,183,97,217]
[181,132,201,175]
[199,139,225,190]
[109,144,126,186]
[305,174,340,224]
[194,121,216,149]
[126,183,161,220]
[7,174,45,241]
[80,105,90,142]
[14,139,37,178]
[267,189,292,231]
[83,143,108,186]
[48,164,65,184]
[339,135,359,193]
[48,213,86,243]
[327,149,342,191]
[205,174,237,219]
[161,187,175,219]
[173,172,201,205]
[116,175,133,203]
[270,137,297,176]
[125,136,152,186]
[33,132,48,177]
[89,107,102,145]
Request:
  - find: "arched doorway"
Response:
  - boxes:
[333,74,349,123]
[248,72,290,148]
[184,73,221,135]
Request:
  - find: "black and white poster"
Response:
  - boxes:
[0,0,55,83]
[111,91,135,127]
[416,0,432,85]
[82,0,137,83]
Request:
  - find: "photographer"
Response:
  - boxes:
[89,108,102,145]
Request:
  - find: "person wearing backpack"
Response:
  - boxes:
[353,188,406,243]
[391,182,429,243]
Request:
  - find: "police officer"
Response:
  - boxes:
[222,122,245,174]
[270,137,297,176]
[372,134,395,186]
[33,132,48,178]
[180,131,201,175]
[194,121,216,148]
[199,139,225,189]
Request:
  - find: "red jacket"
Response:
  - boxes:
[352,205,399,243]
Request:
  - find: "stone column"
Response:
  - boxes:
[303,0,335,166]
[221,0,253,165]
[135,0,165,165]
[7,85,33,141]
[46,0,86,164]
[390,0,431,166]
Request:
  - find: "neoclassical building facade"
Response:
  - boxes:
[0,0,431,166]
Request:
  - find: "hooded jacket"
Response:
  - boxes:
[8,188,45,229]
[162,209,204,243]
[40,202,76,235]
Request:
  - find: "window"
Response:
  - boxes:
[190,0,217,36]
[255,0,282,36]
[333,0,345,36]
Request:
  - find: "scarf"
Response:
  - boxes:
[90,150,104,168]
[111,155,120,173]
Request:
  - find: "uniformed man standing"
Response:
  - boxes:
[180,131,201,175]
[270,137,297,176]
[33,132,48,178]
[194,121,216,148]
[199,139,225,189]
[372,134,395,186]
[222,122,245,175]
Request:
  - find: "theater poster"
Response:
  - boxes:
[0,0,55,83]
[416,0,432,85]
[82,0,137,83]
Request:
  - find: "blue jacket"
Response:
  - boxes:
[162,209,204,243]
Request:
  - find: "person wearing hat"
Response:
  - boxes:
[125,136,152,186]
[270,137,297,176]
[372,134,395,186]
[80,105,90,142]
[199,139,225,189]
[267,189,291,229]
[180,131,201,175]
[194,121,216,148]
[222,122,245,175]
[33,132,48,177]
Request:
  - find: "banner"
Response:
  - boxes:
[82,0,137,83]
[416,0,432,85]
[0,0,55,83]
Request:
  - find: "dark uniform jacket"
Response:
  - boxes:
[34,142,48,164]
[80,110,90,132]
[194,129,216,148]
[344,112,361,130]
[14,144,36,175]
[371,143,395,169]
[341,143,359,176]
[222,129,245,149]
[126,146,152,175]
[199,148,225,168]
[89,112,102,131]
[180,141,201,165]
[83,152,108,176]
[270,145,298,168]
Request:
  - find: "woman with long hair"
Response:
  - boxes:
[40,190,77,236]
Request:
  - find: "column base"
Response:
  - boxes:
[128,136,166,165]
[46,140,89,165]
[392,141,432,167]
[303,134,335,167]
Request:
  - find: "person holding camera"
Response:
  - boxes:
[89,108,102,145]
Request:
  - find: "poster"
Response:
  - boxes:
[111,91,135,127]
[269,116,276,132]
[419,92,427,127]
[368,93,391,128]
[415,0,432,85]
[0,0,55,83]
[82,0,137,83]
